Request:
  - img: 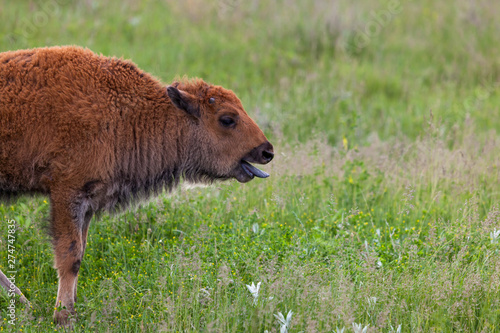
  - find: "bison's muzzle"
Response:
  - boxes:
[235,141,274,183]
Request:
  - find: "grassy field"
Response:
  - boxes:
[1,0,500,331]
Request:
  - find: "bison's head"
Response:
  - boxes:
[167,79,273,183]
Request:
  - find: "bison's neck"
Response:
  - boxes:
[113,100,191,203]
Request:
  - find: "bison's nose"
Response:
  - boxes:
[246,141,274,164]
[262,148,274,163]
[258,141,274,164]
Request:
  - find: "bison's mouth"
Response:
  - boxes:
[232,141,274,183]
[241,160,269,178]
[234,160,270,183]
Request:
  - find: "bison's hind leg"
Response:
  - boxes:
[50,188,93,326]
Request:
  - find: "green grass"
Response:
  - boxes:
[1,0,500,331]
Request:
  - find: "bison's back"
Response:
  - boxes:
[0,46,112,145]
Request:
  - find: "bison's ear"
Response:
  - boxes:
[167,86,200,118]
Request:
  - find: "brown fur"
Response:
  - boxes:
[0,46,273,325]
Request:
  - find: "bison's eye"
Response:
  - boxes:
[209,97,215,104]
[219,116,236,128]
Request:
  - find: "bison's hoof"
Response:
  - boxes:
[54,308,76,327]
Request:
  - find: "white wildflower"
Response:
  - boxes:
[352,322,369,333]
[274,310,293,333]
[246,282,261,305]
[491,228,500,244]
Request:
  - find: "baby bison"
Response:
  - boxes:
[0,46,273,325]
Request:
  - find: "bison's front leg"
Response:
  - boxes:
[50,190,92,326]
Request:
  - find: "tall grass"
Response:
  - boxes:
[3,119,500,332]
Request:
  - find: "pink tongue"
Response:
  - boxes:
[241,161,270,178]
